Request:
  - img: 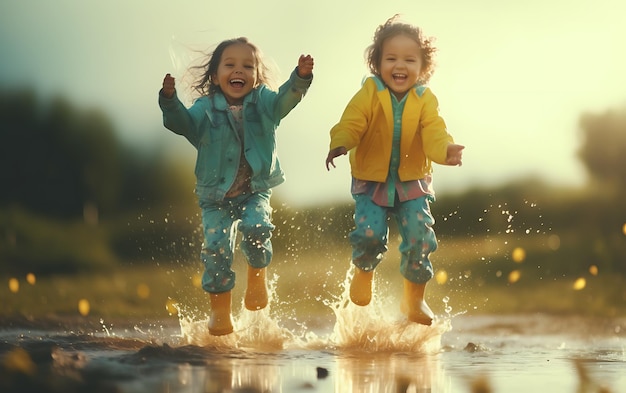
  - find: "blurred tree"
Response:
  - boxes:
[578,107,626,192]
[0,89,122,219]
[0,88,199,271]
[576,107,626,274]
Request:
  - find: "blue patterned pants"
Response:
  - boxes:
[199,191,274,293]
[350,194,437,284]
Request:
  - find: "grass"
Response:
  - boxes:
[1,234,625,329]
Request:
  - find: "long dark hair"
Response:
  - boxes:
[191,37,272,97]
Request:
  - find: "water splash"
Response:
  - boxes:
[177,275,294,350]
[176,267,451,353]
[323,267,451,353]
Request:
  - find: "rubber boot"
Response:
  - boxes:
[401,279,434,326]
[350,268,374,306]
[244,266,268,311]
[208,291,234,336]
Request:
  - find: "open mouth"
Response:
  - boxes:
[392,74,408,83]
[230,78,245,88]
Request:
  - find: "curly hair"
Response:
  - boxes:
[365,15,437,85]
[191,37,272,97]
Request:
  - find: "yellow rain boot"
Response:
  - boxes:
[401,279,434,326]
[350,268,374,306]
[208,291,234,336]
[244,266,268,311]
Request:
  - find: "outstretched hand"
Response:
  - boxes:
[297,55,314,78]
[326,146,347,171]
[162,73,176,98]
[445,143,465,166]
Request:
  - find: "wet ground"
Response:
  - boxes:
[1,300,624,393]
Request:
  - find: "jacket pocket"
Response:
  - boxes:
[195,143,223,187]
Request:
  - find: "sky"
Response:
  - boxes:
[1,0,625,207]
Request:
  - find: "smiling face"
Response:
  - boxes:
[212,43,258,105]
[379,34,423,100]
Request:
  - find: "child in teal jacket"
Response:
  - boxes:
[159,37,314,335]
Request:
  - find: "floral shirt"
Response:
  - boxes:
[224,105,252,198]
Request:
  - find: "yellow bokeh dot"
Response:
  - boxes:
[3,347,37,375]
[622,223,626,236]
[192,273,202,288]
[589,265,598,276]
[511,247,526,263]
[547,234,561,251]
[573,277,586,290]
[78,299,90,316]
[508,270,521,284]
[26,273,36,285]
[136,283,150,299]
[165,299,178,315]
[435,270,448,285]
[8,278,19,293]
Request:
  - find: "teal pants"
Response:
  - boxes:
[350,194,437,284]
[199,191,274,293]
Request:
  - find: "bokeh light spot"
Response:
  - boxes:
[136,283,150,299]
[165,299,178,315]
[508,270,521,284]
[589,265,598,276]
[192,273,202,288]
[622,223,626,236]
[435,270,448,285]
[3,348,36,375]
[26,273,36,285]
[78,299,90,316]
[512,247,526,263]
[8,278,19,293]
[573,277,586,290]
[547,235,560,250]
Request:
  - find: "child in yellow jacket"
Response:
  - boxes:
[326,15,464,325]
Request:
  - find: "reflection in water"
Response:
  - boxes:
[1,313,625,392]
[2,271,624,392]
[164,351,445,392]
[336,352,445,393]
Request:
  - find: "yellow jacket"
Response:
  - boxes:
[329,77,453,182]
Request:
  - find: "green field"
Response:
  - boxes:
[2,234,624,329]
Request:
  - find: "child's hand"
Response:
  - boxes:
[445,143,465,166]
[297,55,314,78]
[162,73,176,98]
[326,146,347,171]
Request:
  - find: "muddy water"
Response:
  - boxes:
[1,291,624,392]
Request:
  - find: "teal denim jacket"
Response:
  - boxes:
[159,68,312,202]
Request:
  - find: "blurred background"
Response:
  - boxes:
[1,0,625,322]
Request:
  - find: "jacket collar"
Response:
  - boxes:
[369,75,426,98]
[210,86,261,111]
[369,76,422,139]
